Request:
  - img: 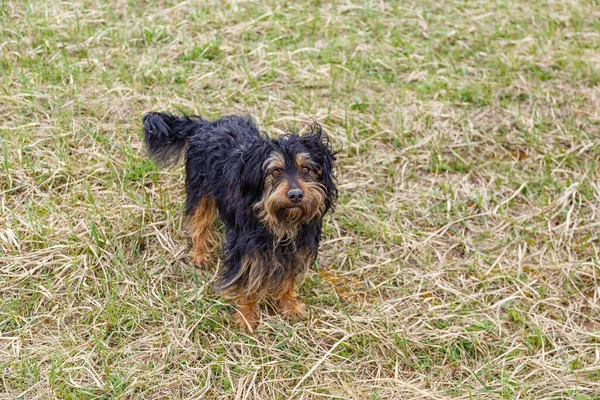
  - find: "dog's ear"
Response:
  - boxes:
[230,139,273,201]
[300,123,338,212]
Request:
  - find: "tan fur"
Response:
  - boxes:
[292,246,314,287]
[228,253,268,298]
[226,151,325,330]
[296,153,322,179]
[258,179,327,244]
[276,280,306,320]
[188,197,219,266]
[254,152,327,244]
[234,294,260,332]
[232,253,288,299]
[295,152,312,169]
[272,247,313,319]
[220,252,274,298]
[226,247,313,328]
[263,152,285,172]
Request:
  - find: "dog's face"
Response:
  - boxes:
[258,149,326,225]
[241,125,336,239]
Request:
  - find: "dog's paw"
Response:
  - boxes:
[235,308,260,333]
[278,299,307,321]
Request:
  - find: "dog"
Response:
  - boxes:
[142,113,337,331]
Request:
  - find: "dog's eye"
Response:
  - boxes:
[301,166,310,174]
[271,169,283,177]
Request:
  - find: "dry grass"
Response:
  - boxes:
[1,0,600,398]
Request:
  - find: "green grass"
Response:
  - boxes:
[1,0,600,398]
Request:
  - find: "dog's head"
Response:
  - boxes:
[234,122,337,240]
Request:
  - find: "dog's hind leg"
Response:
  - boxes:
[188,197,219,266]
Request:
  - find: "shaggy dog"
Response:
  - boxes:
[142,113,337,331]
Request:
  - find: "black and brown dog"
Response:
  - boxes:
[142,113,337,331]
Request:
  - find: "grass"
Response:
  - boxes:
[1,0,600,398]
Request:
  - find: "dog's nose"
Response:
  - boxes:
[287,189,304,203]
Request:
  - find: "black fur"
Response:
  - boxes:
[142,112,337,294]
[142,113,205,166]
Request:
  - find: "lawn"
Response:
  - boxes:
[1,0,600,398]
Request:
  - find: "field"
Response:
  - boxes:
[1,0,600,398]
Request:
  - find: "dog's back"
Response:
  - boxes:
[142,112,267,216]
[142,113,262,163]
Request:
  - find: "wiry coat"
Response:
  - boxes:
[142,113,337,301]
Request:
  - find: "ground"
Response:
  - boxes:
[1,0,600,399]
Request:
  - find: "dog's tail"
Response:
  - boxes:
[142,112,205,166]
